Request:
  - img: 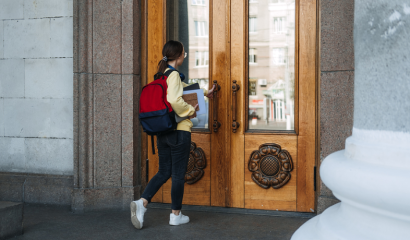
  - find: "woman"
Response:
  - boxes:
[131,40,215,229]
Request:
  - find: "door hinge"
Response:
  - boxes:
[314,166,317,191]
[146,159,149,183]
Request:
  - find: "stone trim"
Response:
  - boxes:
[0,172,73,206]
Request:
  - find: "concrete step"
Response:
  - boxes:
[0,201,23,240]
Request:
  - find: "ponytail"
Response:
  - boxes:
[156,40,184,74]
[157,59,168,74]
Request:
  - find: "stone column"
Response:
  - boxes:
[293,0,410,239]
[72,0,142,212]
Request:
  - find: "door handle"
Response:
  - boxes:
[212,80,221,132]
[232,80,240,133]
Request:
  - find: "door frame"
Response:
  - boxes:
[139,0,320,212]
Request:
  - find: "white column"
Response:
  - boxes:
[292,0,410,239]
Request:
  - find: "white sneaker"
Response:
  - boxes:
[130,199,147,229]
[169,212,190,226]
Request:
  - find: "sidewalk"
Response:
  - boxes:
[12,203,311,240]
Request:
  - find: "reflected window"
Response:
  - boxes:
[195,21,207,36]
[249,48,257,63]
[272,48,286,65]
[248,0,295,131]
[273,17,286,34]
[249,17,257,33]
[192,0,205,5]
[195,51,209,67]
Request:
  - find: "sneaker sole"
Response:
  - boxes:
[169,219,190,226]
[130,202,142,229]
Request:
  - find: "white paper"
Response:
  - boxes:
[182,89,206,116]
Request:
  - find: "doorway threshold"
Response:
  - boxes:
[148,203,315,219]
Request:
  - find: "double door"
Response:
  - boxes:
[144,0,317,212]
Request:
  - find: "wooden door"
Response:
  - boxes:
[144,0,317,212]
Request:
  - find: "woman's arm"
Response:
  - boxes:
[167,72,196,117]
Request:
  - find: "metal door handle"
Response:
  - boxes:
[212,80,221,132]
[232,80,240,133]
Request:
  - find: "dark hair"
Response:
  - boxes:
[157,40,184,73]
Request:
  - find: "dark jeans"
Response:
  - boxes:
[141,130,191,210]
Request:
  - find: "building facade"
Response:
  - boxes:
[1,0,355,214]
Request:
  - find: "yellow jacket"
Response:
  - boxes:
[165,68,208,132]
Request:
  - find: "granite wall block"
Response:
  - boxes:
[320,71,354,160]
[0,173,73,205]
[0,59,25,98]
[25,138,73,175]
[0,138,25,173]
[4,19,50,58]
[25,58,73,99]
[24,175,73,205]
[24,0,73,19]
[72,186,140,212]
[318,71,354,213]
[0,21,3,58]
[321,0,355,71]
[4,99,72,138]
[93,74,122,188]
[51,17,74,57]
[0,100,4,137]
[0,0,24,20]
[92,0,122,74]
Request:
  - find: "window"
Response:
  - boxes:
[192,0,205,5]
[249,0,258,3]
[249,48,257,63]
[195,21,207,36]
[249,81,257,96]
[272,48,286,65]
[271,0,286,3]
[195,51,209,67]
[249,17,257,33]
[273,17,286,34]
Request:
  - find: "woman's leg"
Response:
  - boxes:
[169,131,191,212]
[140,134,172,204]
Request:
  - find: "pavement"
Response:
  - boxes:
[10,203,312,240]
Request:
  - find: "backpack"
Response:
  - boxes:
[139,70,178,154]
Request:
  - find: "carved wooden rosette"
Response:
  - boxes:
[248,143,293,189]
[185,142,207,184]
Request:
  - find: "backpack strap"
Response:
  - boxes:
[164,69,178,78]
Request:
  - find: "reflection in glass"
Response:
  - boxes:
[248,0,295,131]
[167,0,210,129]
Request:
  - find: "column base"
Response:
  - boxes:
[71,186,141,213]
[292,128,410,240]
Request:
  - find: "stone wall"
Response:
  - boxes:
[72,0,142,212]
[0,0,74,176]
[318,0,355,213]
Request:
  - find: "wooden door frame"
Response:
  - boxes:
[140,0,321,212]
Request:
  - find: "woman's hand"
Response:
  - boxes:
[189,104,199,119]
[206,85,216,99]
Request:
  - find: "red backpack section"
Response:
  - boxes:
[139,70,177,136]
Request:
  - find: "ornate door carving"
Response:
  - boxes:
[185,142,207,184]
[248,143,293,189]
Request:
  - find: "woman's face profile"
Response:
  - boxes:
[177,47,185,66]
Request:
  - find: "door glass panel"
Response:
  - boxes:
[248,0,295,131]
[167,0,210,130]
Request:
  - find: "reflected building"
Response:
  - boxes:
[249,0,295,130]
